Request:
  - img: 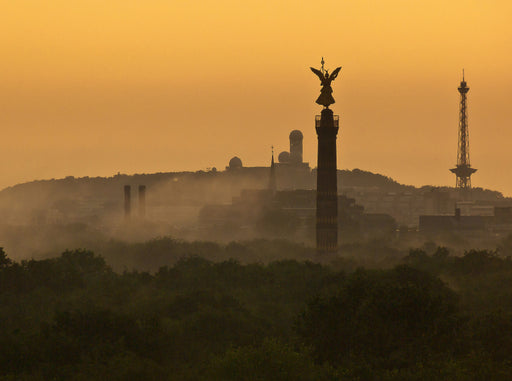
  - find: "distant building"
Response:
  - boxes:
[419,206,512,237]
[226,129,313,190]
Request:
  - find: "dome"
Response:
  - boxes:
[289,130,303,141]
[278,151,290,163]
[229,156,243,168]
[228,156,243,169]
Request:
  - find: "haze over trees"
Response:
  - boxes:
[0,168,506,262]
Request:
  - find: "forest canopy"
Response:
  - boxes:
[1,242,512,380]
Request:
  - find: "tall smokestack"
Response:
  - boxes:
[124,185,131,219]
[138,185,146,218]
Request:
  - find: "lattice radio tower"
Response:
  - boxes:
[450,70,477,188]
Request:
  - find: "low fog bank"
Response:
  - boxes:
[0,170,276,260]
[2,230,512,275]
[0,212,509,270]
[0,168,510,264]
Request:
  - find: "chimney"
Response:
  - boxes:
[124,185,131,219]
[138,185,146,218]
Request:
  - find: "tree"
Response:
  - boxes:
[0,248,12,269]
[297,266,459,370]
[204,339,341,381]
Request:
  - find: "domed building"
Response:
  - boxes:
[278,151,290,163]
[289,130,303,164]
[224,130,312,190]
[228,156,243,170]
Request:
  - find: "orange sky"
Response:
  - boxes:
[0,1,511,194]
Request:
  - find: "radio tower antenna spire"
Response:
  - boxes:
[450,70,477,190]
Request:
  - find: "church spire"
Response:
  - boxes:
[268,146,277,194]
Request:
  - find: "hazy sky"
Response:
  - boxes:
[1,1,511,194]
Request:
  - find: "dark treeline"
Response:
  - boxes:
[2,243,512,380]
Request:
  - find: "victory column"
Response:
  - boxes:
[311,58,341,255]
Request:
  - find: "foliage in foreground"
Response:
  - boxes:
[1,246,512,379]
